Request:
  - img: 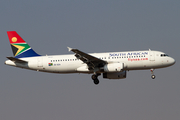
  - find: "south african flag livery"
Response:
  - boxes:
[48,63,53,66]
[7,31,40,58]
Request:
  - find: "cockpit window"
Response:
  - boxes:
[161,54,169,57]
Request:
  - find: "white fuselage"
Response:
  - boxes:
[5,50,175,74]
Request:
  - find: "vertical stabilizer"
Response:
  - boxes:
[7,31,40,58]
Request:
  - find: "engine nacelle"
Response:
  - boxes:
[103,71,126,79]
[103,63,124,72]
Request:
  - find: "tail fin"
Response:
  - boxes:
[7,31,40,58]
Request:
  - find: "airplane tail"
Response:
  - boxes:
[7,31,40,58]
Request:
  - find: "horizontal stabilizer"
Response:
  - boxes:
[6,57,28,63]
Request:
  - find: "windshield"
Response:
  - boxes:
[160,54,169,57]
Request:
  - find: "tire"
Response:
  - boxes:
[151,75,156,79]
[93,79,99,85]
[91,75,97,80]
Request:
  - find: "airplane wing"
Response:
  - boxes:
[6,57,28,63]
[68,47,107,71]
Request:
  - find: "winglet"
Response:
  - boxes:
[67,47,73,52]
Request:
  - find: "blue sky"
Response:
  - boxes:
[0,1,179,120]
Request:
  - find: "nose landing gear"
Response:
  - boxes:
[151,69,156,79]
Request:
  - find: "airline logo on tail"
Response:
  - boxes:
[7,31,40,58]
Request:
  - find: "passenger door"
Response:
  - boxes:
[149,51,155,61]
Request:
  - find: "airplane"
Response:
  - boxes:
[5,31,176,85]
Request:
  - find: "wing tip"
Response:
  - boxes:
[67,47,72,52]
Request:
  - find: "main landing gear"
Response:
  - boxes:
[151,69,156,79]
[91,73,100,85]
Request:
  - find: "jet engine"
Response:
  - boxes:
[103,71,126,79]
[103,63,124,72]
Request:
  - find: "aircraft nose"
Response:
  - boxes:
[170,57,176,65]
[173,58,176,65]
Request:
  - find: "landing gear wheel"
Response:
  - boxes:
[93,79,99,85]
[91,74,100,85]
[91,74,97,80]
[150,69,156,79]
[151,75,156,79]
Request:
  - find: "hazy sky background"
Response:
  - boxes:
[0,0,179,120]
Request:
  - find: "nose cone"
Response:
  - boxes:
[172,58,176,65]
[170,57,176,66]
